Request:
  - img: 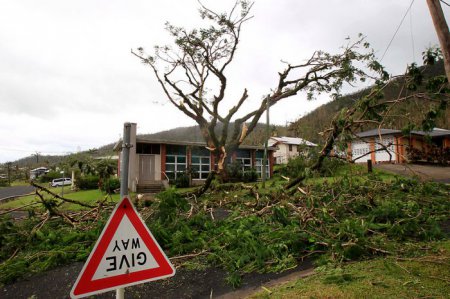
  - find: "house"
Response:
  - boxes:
[349,128,450,163]
[30,167,49,180]
[268,136,317,164]
[114,123,275,193]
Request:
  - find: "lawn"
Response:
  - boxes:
[250,241,450,299]
[0,188,121,211]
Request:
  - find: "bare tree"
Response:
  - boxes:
[132,1,388,186]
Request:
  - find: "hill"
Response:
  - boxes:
[140,122,288,146]
[1,123,287,169]
[289,60,450,144]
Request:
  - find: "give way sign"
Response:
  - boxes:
[70,197,175,298]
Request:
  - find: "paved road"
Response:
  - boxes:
[374,164,450,183]
[0,185,35,201]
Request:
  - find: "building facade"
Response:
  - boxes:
[115,123,275,192]
[268,136,317,164]
[349,128,450,164]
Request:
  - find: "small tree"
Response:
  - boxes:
[133,1,388,191]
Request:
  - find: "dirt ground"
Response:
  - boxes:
[1,260,314,299]
[374,163,450,183]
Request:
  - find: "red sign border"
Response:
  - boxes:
[70,197,175,298]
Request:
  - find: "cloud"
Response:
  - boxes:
[0,0,447,162]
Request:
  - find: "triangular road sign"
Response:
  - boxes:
[70,197,175,298]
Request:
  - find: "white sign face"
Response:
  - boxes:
[92,214,159,280]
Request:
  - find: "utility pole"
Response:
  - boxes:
[427,0,450,80]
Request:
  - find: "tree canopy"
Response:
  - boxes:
[132,0,388,175]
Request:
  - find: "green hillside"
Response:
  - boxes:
[289,60,449,144]
[140,122,288,146]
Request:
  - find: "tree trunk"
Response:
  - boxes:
[191,171,216,197]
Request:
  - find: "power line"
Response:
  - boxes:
[380,0,415,62]
[440,0,450,7]
[410,2,416,62]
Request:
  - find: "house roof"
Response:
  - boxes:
[411,128,450,137]
[356,128,450,138]
[30,167,49,172]
[269,136,317,147]
[114,137,276,151]
[356,129,401,138]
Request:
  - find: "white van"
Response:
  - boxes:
[50,178,72,187]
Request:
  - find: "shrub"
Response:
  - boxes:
[38,171,62,183]
[279,152,345,178]
[174,172,190,188]
[226,161,243,182]
[0,179,8,187]
[279,155,308,177]
[242,168,258,182]
[318,156,346,177]
[75,175,100,190]
[101,178,120,194]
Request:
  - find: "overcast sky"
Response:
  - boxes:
[0,0,447,163]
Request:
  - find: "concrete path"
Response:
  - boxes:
[0,185,35,201]
[374,164,450,183]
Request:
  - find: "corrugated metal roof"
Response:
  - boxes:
[356,129,401,138]
[411,128,450,137]
[356,128,450,138]
[269,136,317,147]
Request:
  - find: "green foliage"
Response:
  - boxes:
[0,216,103,284]
[242,168,258,183]
[37,171,62,183]
[1,171,449,288]
[0,179,8,187]
[75,175,100,190]
[290,60,449,145]
[226,161,244,182]
[279,152,345,178]
[222,162,258,183]
[422,46,443,66]
[100,177,120,194]
[95,159,116,180]
[174,172,190,188]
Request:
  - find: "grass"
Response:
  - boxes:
[0,188,121,211]
[0,180,30,189]
[249,241,450,299]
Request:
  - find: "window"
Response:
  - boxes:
[255,159,270,178]
[136,143,160,154]
[165,145,186,180]
[289,144,293,152]
[235,149,252,173]
[191,146,210,179]
[235,158,252,172]
[255,150,269,178]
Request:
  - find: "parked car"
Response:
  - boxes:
[50,178,72,187]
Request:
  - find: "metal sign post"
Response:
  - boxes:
[118,122,131,299]
[70,123,175,299]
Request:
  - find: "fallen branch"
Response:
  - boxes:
[169,250,209,261]
[31,182,96,208]
[0,202,40,216]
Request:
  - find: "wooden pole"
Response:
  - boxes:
[427,0,450,80]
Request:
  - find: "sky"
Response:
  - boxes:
[0,0,448,163]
